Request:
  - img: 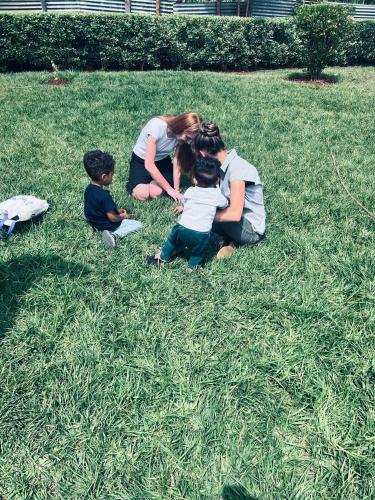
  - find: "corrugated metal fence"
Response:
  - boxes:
[1,0,375,19]
[0,0,246,14]
[174,2,245,16]
[1,1,43,10]
[252,0,295,17]
[353,4,375,18]
[0,0,128,11]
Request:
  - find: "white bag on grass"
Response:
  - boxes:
[0,195,49,238]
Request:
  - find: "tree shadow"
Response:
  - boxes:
[222,484,257,500]
[0,254,89,337]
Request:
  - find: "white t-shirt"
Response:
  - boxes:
[133,117,178,161]
[179,186,228,233]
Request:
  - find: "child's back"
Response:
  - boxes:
[178,185,227,233]
[84,183,120,232]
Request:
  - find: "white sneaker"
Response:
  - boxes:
[102,230,116,249]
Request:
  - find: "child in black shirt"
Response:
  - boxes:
[84,150,142,248]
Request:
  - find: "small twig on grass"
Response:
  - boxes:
[326,139,375,222]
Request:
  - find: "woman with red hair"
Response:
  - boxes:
[126,112,202,202]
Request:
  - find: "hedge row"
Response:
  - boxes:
[0,13,374,72]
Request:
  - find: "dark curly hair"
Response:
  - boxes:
[83,150,115,181]
[193,156,221,188]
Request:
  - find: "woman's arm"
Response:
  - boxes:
[173,155,181,192]
[145,136,181,201]
[214,180,245,223]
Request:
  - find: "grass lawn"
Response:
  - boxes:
[0,67,374,499]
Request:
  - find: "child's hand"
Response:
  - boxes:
[119,209,129,219]
[173,205,183,215]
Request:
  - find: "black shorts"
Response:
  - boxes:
[126,153,173,194]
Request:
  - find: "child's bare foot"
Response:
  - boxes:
[217,241,236,259]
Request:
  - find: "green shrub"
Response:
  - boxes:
[0,12,373,73]
[353,19,375,64]
[295,4,354,79]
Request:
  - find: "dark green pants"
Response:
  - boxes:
[160,224,211,269]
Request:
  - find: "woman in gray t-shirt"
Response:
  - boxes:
[127,112,202,202]
[193,122,266,258]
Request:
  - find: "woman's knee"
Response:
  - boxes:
[132,184,150,201]
[149,182,164,199]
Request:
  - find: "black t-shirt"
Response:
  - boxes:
[84,184,121,231]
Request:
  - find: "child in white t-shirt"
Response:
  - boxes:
[147,157,228,269]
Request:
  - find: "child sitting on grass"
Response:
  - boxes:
[147,157,228,269]
[83,150,142,248]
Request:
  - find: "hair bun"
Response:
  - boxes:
[199,121,220,138]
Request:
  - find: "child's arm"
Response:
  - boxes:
[106,210,128,223]
[173,188,189,214]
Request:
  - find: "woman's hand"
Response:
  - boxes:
[166,187,183,203]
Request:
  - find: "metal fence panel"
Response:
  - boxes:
[353,4,375,18]
[160,0,174,14]
[46,0,78,9]
[221,2,244,16]
[0,0,43,10]
[130,0,155,13]
[78,1,125,12]
[1,0,374,19]
[252,0,295,17]
[174,3,216,15]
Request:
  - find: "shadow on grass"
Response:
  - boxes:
[222,484,257,500]
[0,254,89,338]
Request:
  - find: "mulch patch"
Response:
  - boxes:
[286,75,336,86]
[48,78,70,86]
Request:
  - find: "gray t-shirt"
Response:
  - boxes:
[133,117,178,161]
[219,149,266,235]
[179,186,228,233]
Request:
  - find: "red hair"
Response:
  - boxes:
[161,112,203,172]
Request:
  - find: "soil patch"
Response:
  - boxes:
[286,75,337,86]
[48,78,70,86]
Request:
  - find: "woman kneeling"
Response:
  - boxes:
[193,122,266,258]
[127,112,202,202]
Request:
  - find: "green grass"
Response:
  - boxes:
[0,67,374,499]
